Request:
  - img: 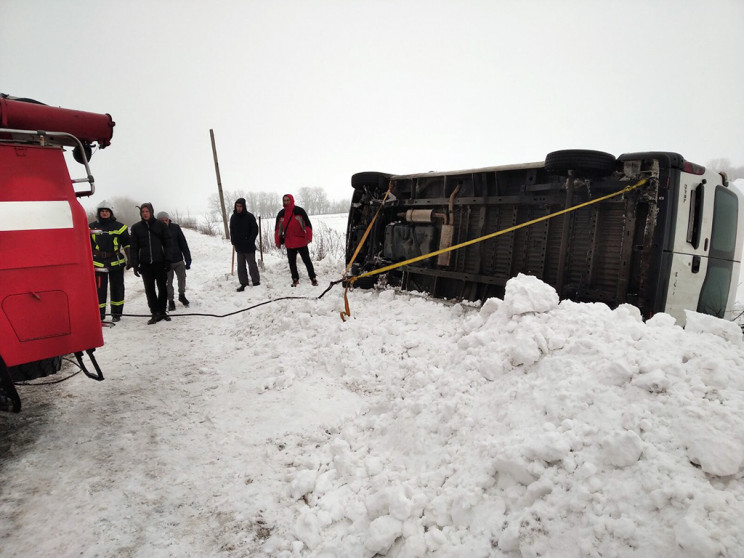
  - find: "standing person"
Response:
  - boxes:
[157,211,192,311]
[129,202,172,324]
[274,193,318,287]
[229,198,260,291]
[89,200,131,323]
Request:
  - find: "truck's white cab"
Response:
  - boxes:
[664,164,743,322]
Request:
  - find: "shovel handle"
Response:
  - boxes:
[231,246,235,276]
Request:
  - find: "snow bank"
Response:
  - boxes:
[268,274,744,557]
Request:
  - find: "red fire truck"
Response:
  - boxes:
[0,95,115,412]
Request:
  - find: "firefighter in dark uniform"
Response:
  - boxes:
[89,201,131,322]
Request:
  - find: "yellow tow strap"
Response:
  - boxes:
[340,181,393,321]
[340,177,648,321]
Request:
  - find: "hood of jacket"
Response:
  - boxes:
[139,202,155,221]
[282,193,295,218]
[234,198,247,213]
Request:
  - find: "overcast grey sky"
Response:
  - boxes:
[3,0,743,217]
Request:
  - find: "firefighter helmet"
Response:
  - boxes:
[96,200,115,219]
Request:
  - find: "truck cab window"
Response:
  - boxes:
[697,186,739,318]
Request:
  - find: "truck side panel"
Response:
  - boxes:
[348,166,664,315]
[346,152,743,324]
[0,144,103,367]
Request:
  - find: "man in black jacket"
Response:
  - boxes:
[89,200,131,323]
[229,197,260,291]
[130,203,173,324]
[157,211,192,311]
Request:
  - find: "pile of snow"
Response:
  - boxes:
[276,276,744,558]
[1,226,743,558]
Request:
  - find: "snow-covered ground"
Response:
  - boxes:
[1,217,744,557]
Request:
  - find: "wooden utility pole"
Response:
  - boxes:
[258,216,265,270]
[210,129,230,239]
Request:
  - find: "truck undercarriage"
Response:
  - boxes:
[346,150,677,318]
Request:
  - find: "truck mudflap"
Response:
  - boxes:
[0,350,103,413]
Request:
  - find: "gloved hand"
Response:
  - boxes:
[125,262,132,270]
[186,262,191,270]
[133,267,140,277]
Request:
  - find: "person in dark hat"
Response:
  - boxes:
[129,202,173,324]
[229,198,260,291]
[89,200,131,323]
[157,211,192,310]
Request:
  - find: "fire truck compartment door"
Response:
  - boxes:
[2,290,72,341]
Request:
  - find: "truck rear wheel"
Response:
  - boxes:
[1,358,22,412]
[8,356,63,382]
[351,172,391,192]
[545,149,617,178]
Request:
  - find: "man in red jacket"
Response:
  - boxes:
[274,194,318,287]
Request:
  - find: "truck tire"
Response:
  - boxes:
[8,356,63,382]
[351,172,391,192]
[545,150,617,178]
[353,275,378,289]
[1,358,22,412]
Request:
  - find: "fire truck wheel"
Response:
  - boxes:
[545,149,617,178]
[8,356,64,382]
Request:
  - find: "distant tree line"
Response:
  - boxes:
[85,196,144,226]
[207,186,350,219]
[85,196,198,230]
[87,162,742,231]
[707,159,744,181]
[85,187,350,231]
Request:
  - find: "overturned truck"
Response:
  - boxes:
[346,150,744,324]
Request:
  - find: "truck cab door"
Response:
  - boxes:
[664,169,742,321]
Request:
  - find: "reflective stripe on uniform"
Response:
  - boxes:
[0,200,73,231]
[93,258,126,268]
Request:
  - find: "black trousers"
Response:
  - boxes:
[140,261,169,315]
[286,246,316,281]
[96,266,125,319]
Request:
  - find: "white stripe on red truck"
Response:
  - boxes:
[0,200,73,231]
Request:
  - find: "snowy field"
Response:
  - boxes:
[1,215,744,558]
